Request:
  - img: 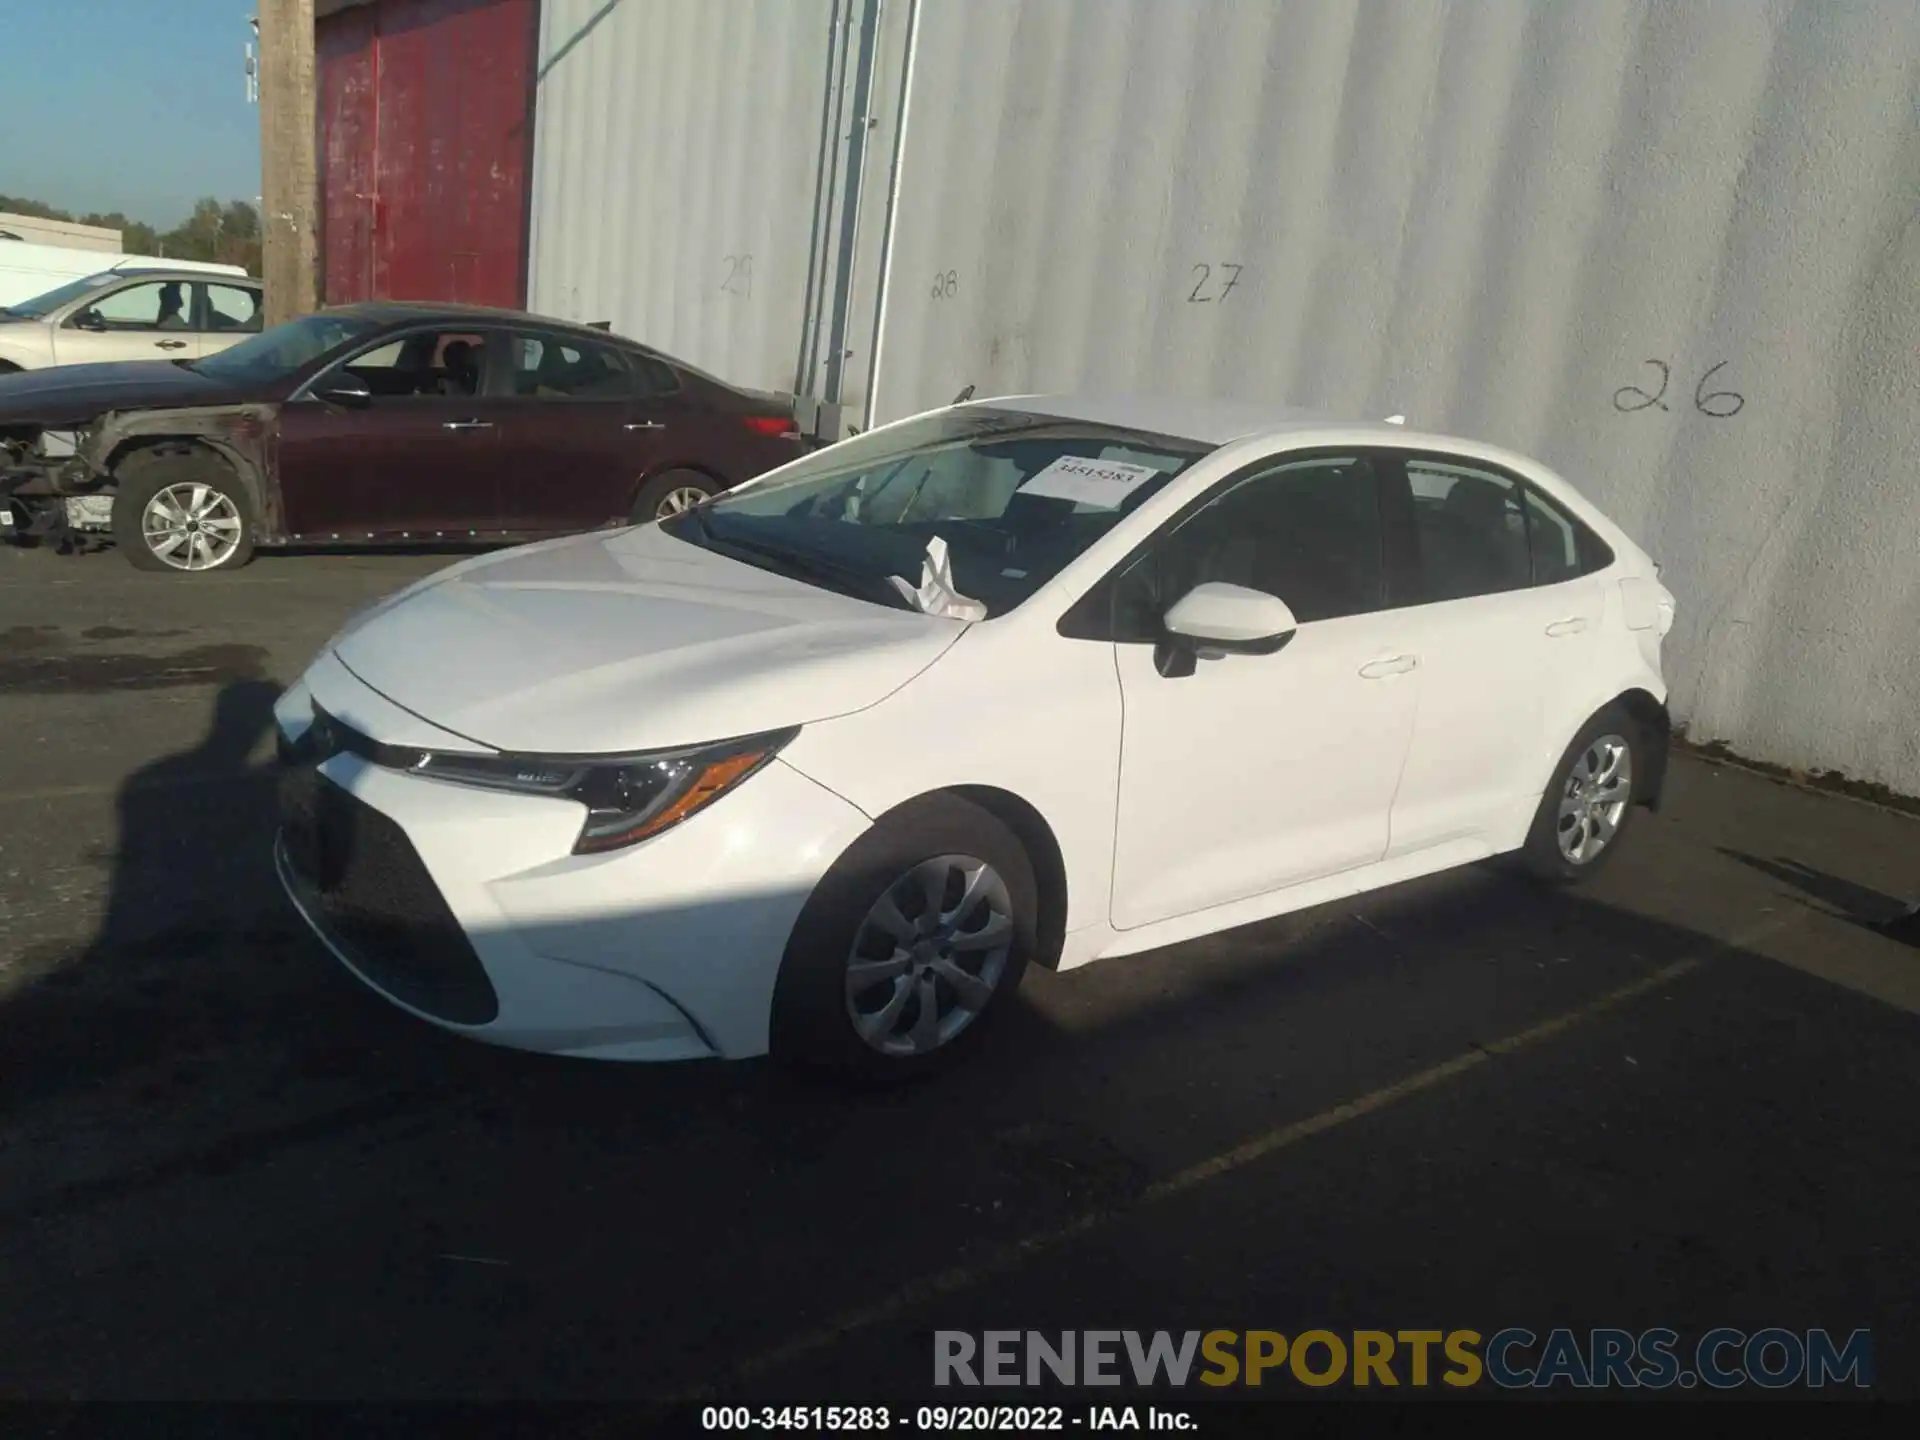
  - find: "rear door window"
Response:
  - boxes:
[1405,461,1532,601]
[511,334,633,399]
[203,283,263,334]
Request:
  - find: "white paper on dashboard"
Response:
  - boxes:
[887,535,988,621]
[1018,456,1161,510]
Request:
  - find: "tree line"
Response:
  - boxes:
[0,194,262,276]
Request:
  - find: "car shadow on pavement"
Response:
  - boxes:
[1718,847,1920,943]
[0,676,288,1111]
[5,693,1920,1401]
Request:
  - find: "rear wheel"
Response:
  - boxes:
[1520,703,1643,883]
[630,469,718,524]
[112,449,255,573]
[771,794,1037,1081]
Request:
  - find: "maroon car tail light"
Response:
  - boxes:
[741,414,802,441]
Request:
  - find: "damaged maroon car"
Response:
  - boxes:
[0,302,806,573]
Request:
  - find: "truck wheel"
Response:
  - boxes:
[112,450,256,573]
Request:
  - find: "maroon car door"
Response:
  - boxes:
[492,332,671,533]
[276,328,511,540]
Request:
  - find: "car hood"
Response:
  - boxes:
[333,523,969,755]
[0,359,246,429]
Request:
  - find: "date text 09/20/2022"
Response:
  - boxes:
[702,1406,1191,1432]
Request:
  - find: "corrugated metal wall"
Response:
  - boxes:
[526,0,841,395]
[524,0,1920,793]
[858,0,1920,792]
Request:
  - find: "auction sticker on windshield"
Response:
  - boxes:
[1019,456,1160,510]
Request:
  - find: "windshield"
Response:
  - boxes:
[190,311,386,385]
[1,271,118,319]
[669,407,1216,617]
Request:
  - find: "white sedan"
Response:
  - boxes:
[273,395,1677,1077]
[0,266,263,372]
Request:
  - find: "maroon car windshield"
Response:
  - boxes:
[192,313,389,386]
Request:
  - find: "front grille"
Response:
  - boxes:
[280,764,499,1025]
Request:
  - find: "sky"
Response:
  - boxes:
[0,0,262,227]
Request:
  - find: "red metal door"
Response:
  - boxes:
[318,5,378,306]
[316,0,535,308]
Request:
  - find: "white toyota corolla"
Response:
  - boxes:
[274,395,1678,1077]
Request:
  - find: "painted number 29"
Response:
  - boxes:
[1188,262,1244,303]
[1613,359,1744,418]
[720,254,753,297]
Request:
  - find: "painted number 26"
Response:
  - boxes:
[1613,359,1744,418]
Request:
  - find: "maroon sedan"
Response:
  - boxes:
[0,303,807,573]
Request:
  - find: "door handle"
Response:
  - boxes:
[623,421,665,432]
[156,340,188,350]
[442,419,494,431]
[1546,618,1589,637]
[1359,655,1417,679]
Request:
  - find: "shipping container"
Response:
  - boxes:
[843,0,1920,796]
[317,0,537,307]
[526,0,861,416]
[510,0,1920,792]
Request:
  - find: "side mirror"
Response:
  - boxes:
[314,378,373,408]
[1163,582,1298,657]
[72,309,107,332]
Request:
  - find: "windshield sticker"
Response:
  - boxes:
[1019,456,1161,510]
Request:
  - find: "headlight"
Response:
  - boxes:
[414,728,797,854]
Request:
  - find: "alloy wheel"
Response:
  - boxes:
[142,482,243,571]
[845,854,1015,1057]
[655,485,710,519]
[1557,733,1633,864]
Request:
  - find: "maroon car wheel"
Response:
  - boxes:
[111,450,256,574]
[630,470,718,525]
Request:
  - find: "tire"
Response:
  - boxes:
[1519,702,1645,883]
[111,448,255,573]
[770,793,1038,1082]
[629,469,719,525]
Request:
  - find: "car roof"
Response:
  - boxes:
[978,392,1426,447]
[105,266,259,284]
[322,300,640,347]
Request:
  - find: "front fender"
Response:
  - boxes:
[84,405,282,536]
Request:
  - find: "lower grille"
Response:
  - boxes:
[280,765,500,1025]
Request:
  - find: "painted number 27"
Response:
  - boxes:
[1188,262,1244,303]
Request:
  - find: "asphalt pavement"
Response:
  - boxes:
[0,541,1915,1406]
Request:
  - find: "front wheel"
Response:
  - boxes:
[112,450,255,573]
[771,794,1037,1081]
[1520,704,1643,883]
[630,469,718,524]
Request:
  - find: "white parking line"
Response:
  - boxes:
[667,912,1801,1402]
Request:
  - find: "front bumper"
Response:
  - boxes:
[273,661,873,1060]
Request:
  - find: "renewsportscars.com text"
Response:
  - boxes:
[934,1328,1873,1390]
